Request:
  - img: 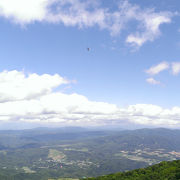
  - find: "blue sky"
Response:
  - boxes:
[0,0,180,129]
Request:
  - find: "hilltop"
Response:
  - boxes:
[85,160,180,180]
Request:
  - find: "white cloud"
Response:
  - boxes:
[0,0,174,47]
[126,11,172,47]
[124,104,180,127]
[0,70,68,102]
[0,0,49,24]
[146,78,160,85]
[0,70,179,127]
[171,62,180,75]
[145,61,180,85]
[145,62,169,75]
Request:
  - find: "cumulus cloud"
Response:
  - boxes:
[124,104,180,127]
[171,62,180,75]
[146,78,160,85]
[0,70,179,128]
[0,70,69,102]
[0,0,174,47]
[0,0,49,24]
[145,62,169,75]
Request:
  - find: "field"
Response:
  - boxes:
[0,128,179,179]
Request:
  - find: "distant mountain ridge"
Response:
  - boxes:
[86,128,180,151]
[0,128,179,179]
[0,127,180,151]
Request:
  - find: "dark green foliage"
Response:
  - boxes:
[85,160,180,180]
[0,160,179,180]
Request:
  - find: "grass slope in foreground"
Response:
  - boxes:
[85,160,180,180]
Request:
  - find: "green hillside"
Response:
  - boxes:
[0,128,179,179]
[85,160,180,180]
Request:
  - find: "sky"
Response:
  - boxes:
[0,0,180,129]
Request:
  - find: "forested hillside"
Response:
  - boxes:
[85,160,180,180]
[0,160,179,180]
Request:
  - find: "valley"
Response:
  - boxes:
[0,128,179,179]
